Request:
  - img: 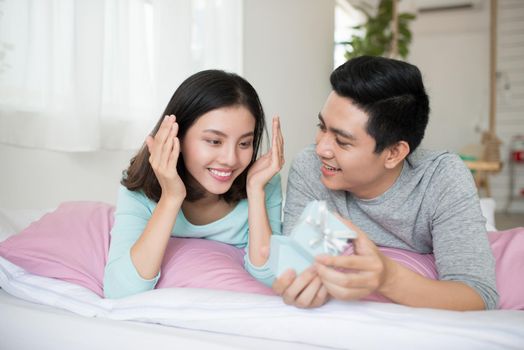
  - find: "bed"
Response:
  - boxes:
[1,201,523,350]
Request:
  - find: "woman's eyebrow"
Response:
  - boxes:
[202,129,254,138]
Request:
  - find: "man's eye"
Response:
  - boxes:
[317,123,326,131]
[335,139,350,147]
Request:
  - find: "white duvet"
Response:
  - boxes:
[1,206,523,349]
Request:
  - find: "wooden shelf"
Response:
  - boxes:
[464,160,502,172]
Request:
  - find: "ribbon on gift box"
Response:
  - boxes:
[269,201,357,277]
[302,201,356,255]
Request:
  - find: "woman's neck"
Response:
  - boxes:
[181,195,236,225]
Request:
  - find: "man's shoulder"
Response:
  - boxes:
[406,148,473,190]
[292,144,319,168]
[408,148,464,172]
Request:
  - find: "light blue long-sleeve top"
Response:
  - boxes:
[103,174,282,299]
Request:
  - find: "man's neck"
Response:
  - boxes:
[352,161,405,200]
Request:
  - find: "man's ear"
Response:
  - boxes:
[384,141,410,169]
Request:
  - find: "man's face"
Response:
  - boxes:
[315,91,393,199]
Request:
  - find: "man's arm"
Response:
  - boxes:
[315,218,485,311]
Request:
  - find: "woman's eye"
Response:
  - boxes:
[239,140,253,149]
[206,139,221,145]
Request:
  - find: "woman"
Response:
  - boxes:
[104,70,283,298]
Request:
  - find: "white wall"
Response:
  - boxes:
[408,1,524,212]
[409,3,490,153]
[243,0,334,192]
[0,0,334,209]
[0,146,134,209]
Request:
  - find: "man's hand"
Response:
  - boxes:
[314,216,396,301]
[272,267,330,308]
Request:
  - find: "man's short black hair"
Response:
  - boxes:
[330,55,430,154]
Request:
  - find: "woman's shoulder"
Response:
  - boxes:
[116,185,156,213]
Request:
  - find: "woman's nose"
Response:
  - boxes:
[219,145,238,166]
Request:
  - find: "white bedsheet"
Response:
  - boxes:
[1,255,524,349]
[1,204,523,350]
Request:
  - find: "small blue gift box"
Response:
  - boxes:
[268,201,357,276]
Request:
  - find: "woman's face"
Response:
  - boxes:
[180,105,256,197]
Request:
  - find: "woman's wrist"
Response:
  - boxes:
[158,193,185,209]
[247,185,265,198]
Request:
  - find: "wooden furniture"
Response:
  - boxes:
[464,160,502,197]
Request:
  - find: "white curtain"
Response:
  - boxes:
[0,0,242,151]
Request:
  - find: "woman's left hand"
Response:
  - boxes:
[247,116,284,191]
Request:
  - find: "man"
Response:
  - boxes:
[274,56,498,311]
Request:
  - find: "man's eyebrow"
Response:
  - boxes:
[202,129,254,138]
[317,113,356,141]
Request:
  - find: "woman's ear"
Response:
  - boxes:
[384,141,410,169]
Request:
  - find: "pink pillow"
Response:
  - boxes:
[0,202,112,296]
[157,238,274,295]
[0,201,522,310]
[355,246,437,303]
[350,230,524,310]
[488,228,524,310]
[0,202,273,297]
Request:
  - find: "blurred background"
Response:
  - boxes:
[0,0,522,226]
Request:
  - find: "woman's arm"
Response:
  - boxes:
[131,115,186,279]
[246,117,284,266]
[104,115,186,299]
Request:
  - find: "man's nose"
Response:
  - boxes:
[316,132,334,159]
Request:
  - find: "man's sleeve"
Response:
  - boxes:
[430,155,499,309]
[283,149,321,235]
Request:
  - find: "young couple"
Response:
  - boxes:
[104,56,498,311]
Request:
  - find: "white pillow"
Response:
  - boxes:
[479,198,497,231]
[0,211,17,242]
[0,208,53,242]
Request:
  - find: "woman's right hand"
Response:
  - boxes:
[145,115,186,202]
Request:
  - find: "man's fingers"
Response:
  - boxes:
[272,269,296,295]
[281,267,317,305]
[315,254,373,270]
[321,278,369,301]
[294,276,323,308]
[311,285,329,307]
[315,262,375,289]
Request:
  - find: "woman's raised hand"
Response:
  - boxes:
[247,116,284,192]
[145,115,186,202]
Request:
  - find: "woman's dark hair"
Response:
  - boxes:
[330,55,430,154]
[122,69,266,203]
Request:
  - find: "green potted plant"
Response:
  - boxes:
[342,0,416,60]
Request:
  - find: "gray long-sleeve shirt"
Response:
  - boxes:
[283,144,498,309]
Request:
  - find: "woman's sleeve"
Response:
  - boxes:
[103,186,160,298]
